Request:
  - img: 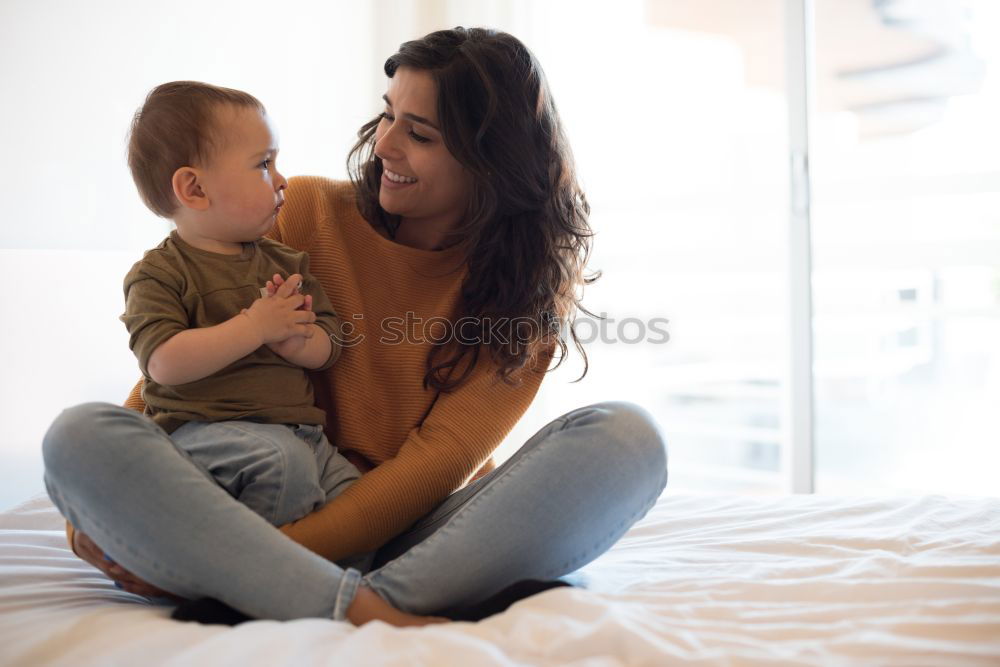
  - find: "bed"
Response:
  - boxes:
[1,491,998,666]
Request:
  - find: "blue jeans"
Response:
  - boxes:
[41,401,668,621]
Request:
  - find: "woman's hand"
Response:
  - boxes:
[73,529,183,601]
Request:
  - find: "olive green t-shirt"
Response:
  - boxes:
[120,230,341,435]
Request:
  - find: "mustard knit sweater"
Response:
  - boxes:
[66,176,553,564]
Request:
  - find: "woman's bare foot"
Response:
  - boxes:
[346,583,450,627]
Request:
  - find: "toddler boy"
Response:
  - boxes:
[120,81,363,539]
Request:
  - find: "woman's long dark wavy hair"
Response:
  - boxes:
[348,27,601,392]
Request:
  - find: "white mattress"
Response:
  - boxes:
[1,492,998,666]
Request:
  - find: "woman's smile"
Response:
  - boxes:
[383,168,417,184]
[381,168,418,190]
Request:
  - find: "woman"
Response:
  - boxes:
[42,27,668,627]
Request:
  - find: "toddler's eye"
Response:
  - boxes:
[259,159,271,170]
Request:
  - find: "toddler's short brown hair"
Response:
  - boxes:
[127,81,265,218]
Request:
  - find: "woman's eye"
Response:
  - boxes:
[379,111,429,143]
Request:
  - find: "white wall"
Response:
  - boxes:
[0,0,384,251]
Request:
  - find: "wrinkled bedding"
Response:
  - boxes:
[1,492,998,666]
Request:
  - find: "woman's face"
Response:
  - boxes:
[373,66,473,231]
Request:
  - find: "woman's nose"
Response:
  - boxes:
[374,124,402,161]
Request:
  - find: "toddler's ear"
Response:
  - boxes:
[171,166,209,211]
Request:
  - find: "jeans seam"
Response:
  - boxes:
[382,416,574,541]
[225,423,292,526]
[363,433,555,590]
[367,414,578,580]
[49,481,197,595]
[542,468,668,578]
[366,439,666,596]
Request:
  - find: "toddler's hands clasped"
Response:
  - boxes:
[241,273,316,345]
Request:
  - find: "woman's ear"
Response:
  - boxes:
[171,166,210,211]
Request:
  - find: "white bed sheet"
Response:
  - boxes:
[1,492,998,666]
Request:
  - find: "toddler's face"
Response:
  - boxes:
[196,106,287,243]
